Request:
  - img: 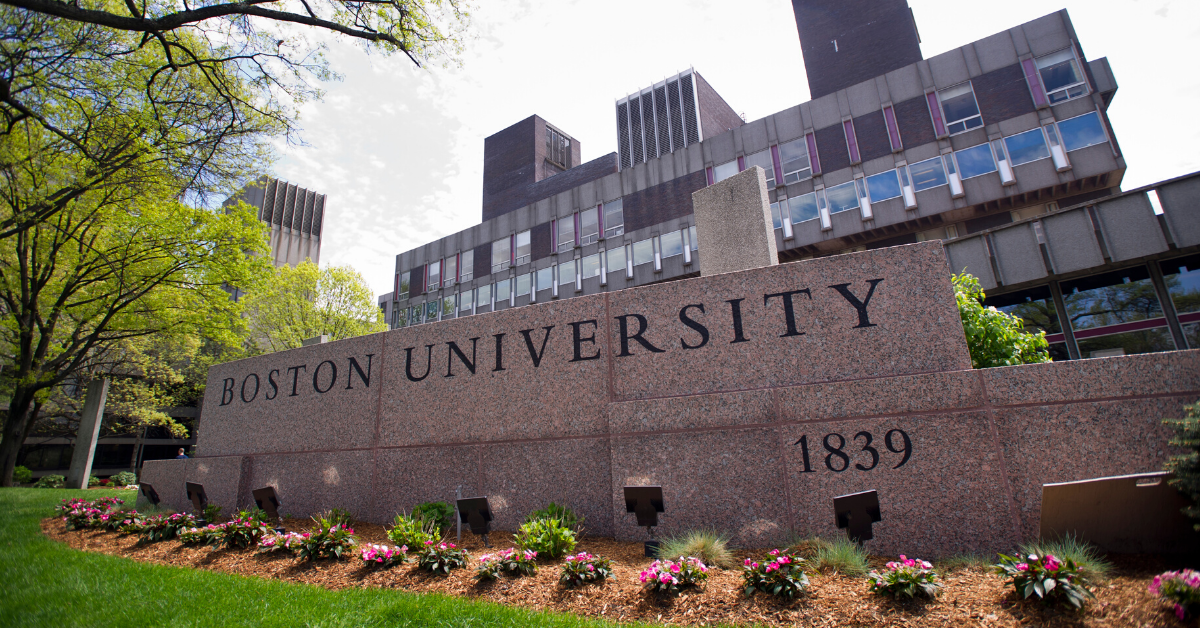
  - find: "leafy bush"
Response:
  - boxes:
[411,501,454,536]
[1165,402,1200,530]
[658,530,734,569]
[1149,569,1200,621]
[258,531,306,554]
[33,475,65,489]
[994,552,1093,608]
[12,465,32,484]
[202,503,223,523]
[793,536,869,576]
[417,540,469,574]
[57,497,125,530]
[560,552,613,588]
[178,526,214,546]
[514,516,576,558]
[135,513,199,543]
[476,548,538,581]
[295,515,357,561]
[524,502,583,532]
[218,510,271,549]
[953,272,1051,368]
[639,556,709,595]
[87,475,101,487]
[869,555,941,599]
[360,543,408,568]
[742,549,809,599]
[1019,535,1111,582]
[110,471,137,487]
[320,507,354,528]
[387,513,439,549]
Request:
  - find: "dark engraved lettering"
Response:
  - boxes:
[313,360,337,393]
[286,366,307,397]
[763,289,813,337]
[220,378,235,405]
[519,326,554,368]
[726,298,750,343]
[404,346,434,382]
[886,429,913,468]
[240,374,260,403]
[793,435,815,472]
[265,369,280,400]
[854,431,879,471]
[346,355,374,389]
[445,338,480,377]
[678,303,710,349]
[829,279,884,328]
[615,314,666,357]
[824,433,850,472]
[492,333,507,372]
[569,320,601,362]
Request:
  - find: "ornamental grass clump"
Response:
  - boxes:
[475,548,538,581]
[658,530,735,569]
[994,552,1093,609]
[742,549,809,599]
[560,552,613,587]
[515,516,576,559]
[387,512,439,549]
[295,515,357,561]
[1149,569,1200,621]
[417,540,470,574]
[360,543,408,568]
[640,557,709,595]
[869,555,942,599]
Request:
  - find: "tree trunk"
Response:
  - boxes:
[0,389,36,487]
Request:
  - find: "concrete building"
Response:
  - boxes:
[223,175,327,268]
[386,3,1200,362]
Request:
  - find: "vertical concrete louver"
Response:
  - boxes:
[225,175,326,267]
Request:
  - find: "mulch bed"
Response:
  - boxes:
[42,517,1188,627]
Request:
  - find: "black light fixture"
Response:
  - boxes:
[456,496,493,547]
[185,482,208,523]
[139,482,161,507]
[623,485,664,557]
[833,489,882,544]
[252,486,285,533]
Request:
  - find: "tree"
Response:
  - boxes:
[953,272,1052,369]
[242,261,386,353]
[1164,402,1200,531]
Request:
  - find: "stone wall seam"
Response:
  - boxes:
[978,369,1024,546]
[775,424,797,538]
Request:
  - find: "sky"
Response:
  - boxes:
[267,0,1200,298]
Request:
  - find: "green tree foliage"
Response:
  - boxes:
[1165,402,1200,530]
[242,261,386,353]
[953,272,1052,368]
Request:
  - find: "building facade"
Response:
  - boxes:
[224,175,328,268]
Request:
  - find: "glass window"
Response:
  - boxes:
[535,266,553,292]
[1004,128,1050,166]
[1161,254,1200,316]
[400,273,411,295]
[426,261,440,289]
[778,138,812,184]
[1063,266,1164,333]
[987,286,1069,362]
[1057,112,1107,152]
[713,160,738,183]
[514,230,531,266]
[495,278,511,302]
[603,199,624,239]
[459,250,473,283]
[410,305,423,324]
[1076,328,1174,359]
[745,149,776,188]
[660,230,684,258]
[607,244,626,272]
[632,238,654,266]
[908,157,947,192]
[789,192,818,224]
[579,208,599,245]
[476,284,491,308]
[824,181,859,215]
[769,202,782,229]
[580,253,601,279]
[557,216,575,252]
[689,225,697,250]
[515,272,531,297]
[441,296,455,319]
[938,83,983,135]
[558,259,576,285]
[1036,49,1087,104]
[955,144,997,180]
[426,299,440,322]
[443,255,457,287]
[396,307,409,327]
[492,236,511,273]
[459,290,472,312]
[866,170,901,203]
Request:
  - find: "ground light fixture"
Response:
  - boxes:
[456,496,493,547]
[139,482,161,507]
[623,485,664,557]
[185,482,208,523]
[834,489,881,544]
[252,486,286,533]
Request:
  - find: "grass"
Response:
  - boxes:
[1018,534,1114,582]
[937,552,994,572]
[0,487,650,628]
[790,536,869,576]
[656,529,735,569]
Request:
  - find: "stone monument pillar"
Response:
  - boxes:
[690,166,778,277]
[65,378,110,490]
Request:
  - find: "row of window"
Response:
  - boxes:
[394,227,698,328]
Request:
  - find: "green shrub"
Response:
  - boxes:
[202,503,223,523]
[869,555,941,599]
[110,471,137,487]
[33,474,65,489]
[995,551,1093,608]
[475,548,538,580]
[657,530,735,569]
[514,517,576,558]
[524,502,584,532]
[320,507,354,528]
[559,552,613,587]
[792,536,869,576]
[387,513,440,548]
[1019,535,1111,582]
[953,272,1051,368]
[411,501,454,535]
[219,509,271,549]
[12,465,32,484]
[417,540,469,574]
[296,514,357,561]
[1165,402,1200,530]
[742,549,809,599]
[87,475,101,487]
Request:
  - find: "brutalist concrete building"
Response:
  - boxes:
[388,0,1200,362]
[223,175,327,268]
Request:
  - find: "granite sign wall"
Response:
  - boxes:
[141,241,1200,557]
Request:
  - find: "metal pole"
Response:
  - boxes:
[455,485,462,543]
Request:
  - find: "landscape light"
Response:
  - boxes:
[833,489,882,544]
[139,482,161,507]
[252,486,286,533]
[623,485,664,556]
[185,482,208,522]
[456,496,493,547]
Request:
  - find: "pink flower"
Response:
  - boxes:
[670,564,681,573]
[769,549,780,556]
[744,558,752,566]
[659,574,672,583]
[778,556,791,565]
[1016,563,1029,571]
[587,564,594,572]
[1177,604,1186,621]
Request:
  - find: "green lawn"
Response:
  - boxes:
[0,488,646,628]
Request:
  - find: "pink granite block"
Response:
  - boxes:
[606,242,970,401]
[609,428,792,547]
[777,369,984,422]
[992,396,1196,541]
[199,333,385,456]
[983,349,1200,407]
[368,446,480,524]
[780,412,1020,558]
[244,450,374,522]
[376,295,611,448]
[481,438,615,537]
[137,459,189,512]
[608,389,774,434]
[185,456,247,513]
